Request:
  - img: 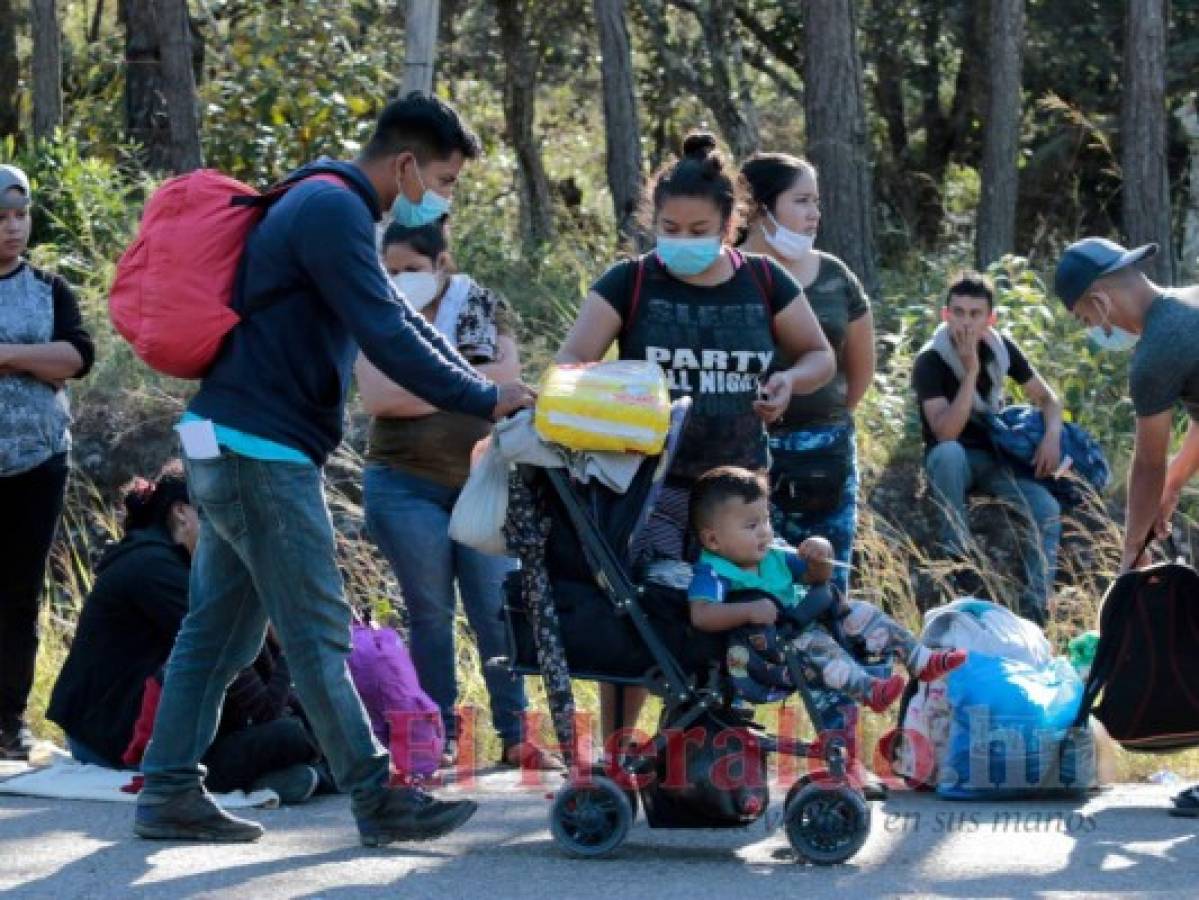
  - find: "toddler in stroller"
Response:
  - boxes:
[501,401,902,864]
[687,466,967,711]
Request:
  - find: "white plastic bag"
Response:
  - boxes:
[448,437,511,556]
[920,598,1052,669]
[894,680,952,787]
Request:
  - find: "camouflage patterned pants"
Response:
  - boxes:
[791,600,931,702]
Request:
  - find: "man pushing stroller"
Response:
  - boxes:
[686,467,967,710]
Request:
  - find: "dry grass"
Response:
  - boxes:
[25,453,1199,783]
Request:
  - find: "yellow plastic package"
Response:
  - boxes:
[535,361,671,455]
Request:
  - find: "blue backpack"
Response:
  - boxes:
[983,405,1110,507]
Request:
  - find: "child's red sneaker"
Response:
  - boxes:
[918,649,968,683]
[866,674,906,713]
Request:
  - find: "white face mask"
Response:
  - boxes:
[391,271,440,311]
[762,210,815,260]
[1084,294,1140,352]
[1087,323,1140,352]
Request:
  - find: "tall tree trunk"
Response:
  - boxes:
[867,12,909,162]
[803,0,878,291]
[122,0,171,171]
[151,0,203,173]
[1122,0,1175,283]
[593,0,644,242]
[696,0,760,158]
[401,0,440,96]
[1176,97,1199,280]
[495,0,554,247]
[0,0,18,141]
[31,0,63,142]
[906,0,983,247]
[638,0,761,159]
[88,0,104,43]
[976,0,1025,268]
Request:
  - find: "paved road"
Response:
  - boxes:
[1,772,1194,898]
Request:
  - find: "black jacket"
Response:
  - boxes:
[218,636,295,736]
[47,526,189,766]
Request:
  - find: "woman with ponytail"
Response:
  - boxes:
[48,463,198,768]
[739,153,883,798]
[557,132,835,746]
[738,153,875,597]
[47,464,325,803]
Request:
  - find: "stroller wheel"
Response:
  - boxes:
[784,782,871,865]
[589,763,639,822]
[550,776,632,858]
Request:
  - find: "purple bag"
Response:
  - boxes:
[348,621,445,778]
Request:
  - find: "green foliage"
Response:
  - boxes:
[197,0,404,181]
[855,246,1141,473]
[1,135,146,297]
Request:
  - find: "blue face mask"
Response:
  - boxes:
[392,162,451,228]
[655,235,723,276]
[1087,324,1139,352]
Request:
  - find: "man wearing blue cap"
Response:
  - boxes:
[1056,237,1199,820]
[1054,238,1199,572]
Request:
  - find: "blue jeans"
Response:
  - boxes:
[364,464,526,746]
[925,441,1061,611]
[770,424,861,731]
[140,452,389,809]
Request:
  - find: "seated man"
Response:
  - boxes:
[912,271,1065,624]
[685,467,965,712]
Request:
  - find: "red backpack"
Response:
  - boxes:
[109,168,347,378]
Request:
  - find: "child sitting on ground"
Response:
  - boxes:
[687,466,967,712]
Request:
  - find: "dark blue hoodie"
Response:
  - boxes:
[189,158,497,466]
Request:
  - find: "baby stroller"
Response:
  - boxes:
[499,399,872,863]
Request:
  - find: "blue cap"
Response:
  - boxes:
[1054,237,1157,309]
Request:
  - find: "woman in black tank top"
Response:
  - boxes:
[556,131,835,750]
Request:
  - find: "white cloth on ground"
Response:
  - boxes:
[0,758,279,808]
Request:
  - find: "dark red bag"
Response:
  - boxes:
[1076,544,1199,751]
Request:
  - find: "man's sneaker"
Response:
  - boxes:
[355,784,477,847]
[866,674,906,713]
[0,718,34,761]
[251,764,320,804]
[917,649,969,683]
[135,788,265,842]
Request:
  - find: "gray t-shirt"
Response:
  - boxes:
[1130,290,1199,420]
